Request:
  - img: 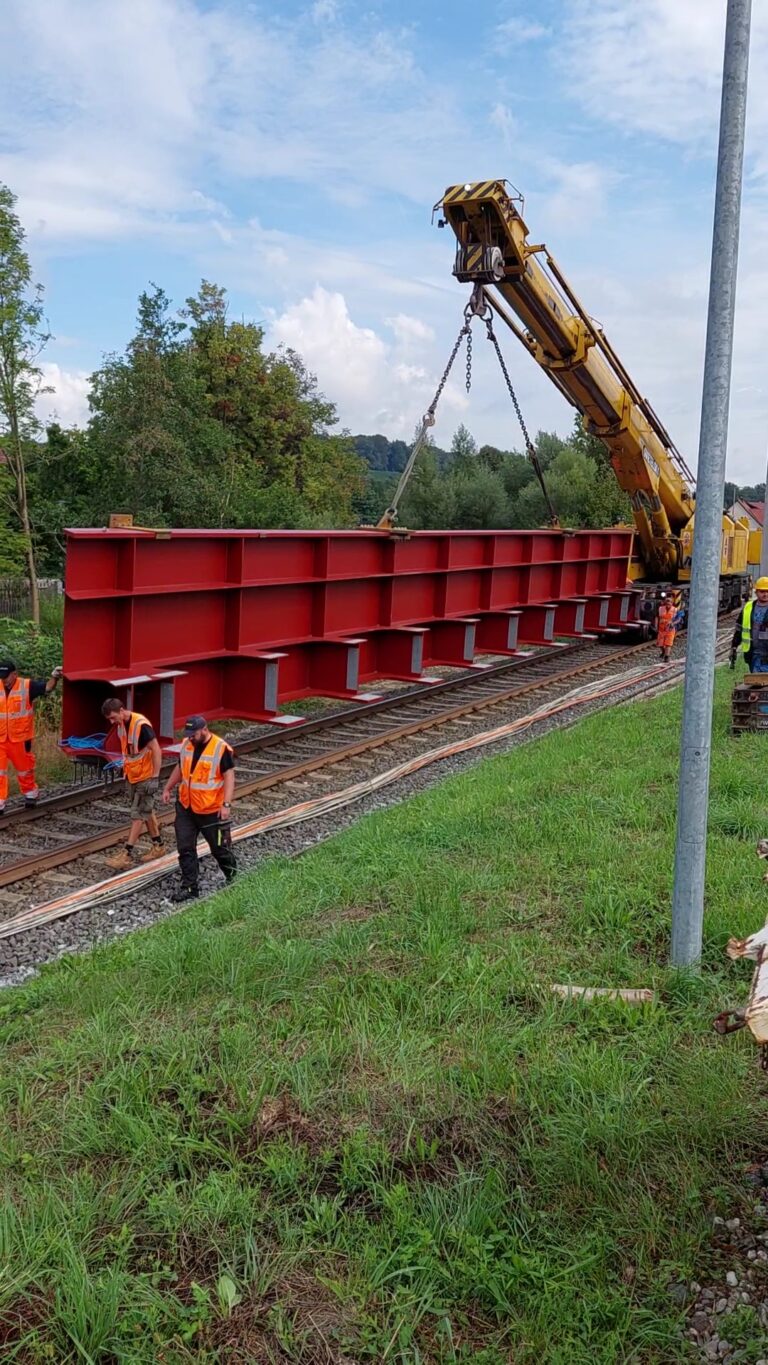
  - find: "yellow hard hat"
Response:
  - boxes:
[756,577,768,590]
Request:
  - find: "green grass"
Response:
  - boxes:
[2,670,768,1362]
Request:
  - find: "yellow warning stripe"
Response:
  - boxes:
[465,245,484,272]
[443,179,503,206]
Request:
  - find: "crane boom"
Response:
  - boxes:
[438,179,747,585]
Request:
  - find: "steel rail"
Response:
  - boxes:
[0,640,649,891]
[0,639,608,834]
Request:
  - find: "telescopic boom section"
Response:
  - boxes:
[439,180,696,579]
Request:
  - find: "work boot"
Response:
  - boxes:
[106,847,135,872]
[140,841,167,863]
[24,796,39,809]
[225,869,237,885]
[171,884,200,903]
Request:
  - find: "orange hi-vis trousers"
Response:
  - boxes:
[0,739,39,805]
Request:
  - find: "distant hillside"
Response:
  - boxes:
[351,433,450,472]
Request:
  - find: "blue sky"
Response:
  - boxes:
[1,0,767,481]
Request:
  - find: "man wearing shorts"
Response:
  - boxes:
[101,698,165,870]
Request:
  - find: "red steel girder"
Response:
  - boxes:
[61,527,633,738]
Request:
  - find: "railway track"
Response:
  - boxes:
[0,636,665,916]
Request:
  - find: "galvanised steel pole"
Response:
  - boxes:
[671,0,752,968]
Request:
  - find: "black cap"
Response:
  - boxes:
[183,715,208,734]
[0,658,17,680]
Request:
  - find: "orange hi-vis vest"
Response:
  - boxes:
[118,711,155,784]
[178,734,230,814]
[0,678,34,743]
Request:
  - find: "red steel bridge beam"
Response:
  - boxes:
[61,527,634,739]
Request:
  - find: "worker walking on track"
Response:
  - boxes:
[656,592,682,663]
[730,578,768,673]
[161,715,237,902]
[101,699,165,869]
[0,657,63,813]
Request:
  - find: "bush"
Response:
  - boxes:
[0,618,61,676]
[0,618,63,726]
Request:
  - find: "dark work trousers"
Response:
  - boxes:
[174,801,237,888]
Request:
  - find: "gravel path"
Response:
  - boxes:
[677,1181,768,1362]
[0,637,700,989]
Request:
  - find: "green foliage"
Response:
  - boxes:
[0,615,62,727]
[399,445,457,528]
[353,431,449,472]
[725,480,765,511]
[0,468,26,573]
[449,421,478,473]
[0,617,61,675]
[397,416,632,532]
[0,182,49,611]
[29,424,102,574]
[31,282,366,565]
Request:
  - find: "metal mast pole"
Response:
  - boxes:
[671,0,752,967]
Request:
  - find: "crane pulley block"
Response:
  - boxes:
[453,244,505,284]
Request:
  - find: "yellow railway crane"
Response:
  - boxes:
[430,178,749,606]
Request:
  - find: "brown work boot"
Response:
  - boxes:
[140,841,166,863]
[106,847,135,872]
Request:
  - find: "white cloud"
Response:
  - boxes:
[535,158,616,231]
[490,102,518,153]
[386,314,435,346]
[311,0,339,22]
[495,17,550,46]
[562,0,768,151]
[0,0,473,247]
[268,286,467,436]
[1,0,767,485]
[35,363,90,428]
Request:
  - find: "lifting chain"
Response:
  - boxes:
[376,301,477,528]
[481,307,561,530]
[375,282,560,530]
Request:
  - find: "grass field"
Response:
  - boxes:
[2,671,768,1362]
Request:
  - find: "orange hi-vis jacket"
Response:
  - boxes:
[118,711,156,784]
[0,678,34,743]
[657,601,677,646]
[178,734,231,815]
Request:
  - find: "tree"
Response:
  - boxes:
[449,466,510,528]
[399,443,456,528]
[723,480,739,511]
[0,456,26,573]
[0,184,49,621]
[513,446,630,530]
[448,423,477,474]
[82,280,365,535]
[30,424,102,573]
[735,482,765,504]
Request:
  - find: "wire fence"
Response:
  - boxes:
[0,578,63,620]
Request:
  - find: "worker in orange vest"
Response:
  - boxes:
[101,698,165,869]
[0,656,63,813]
[656,592,682,662]
[161,715,237,902]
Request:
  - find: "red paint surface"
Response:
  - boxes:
[62,527,634,737]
